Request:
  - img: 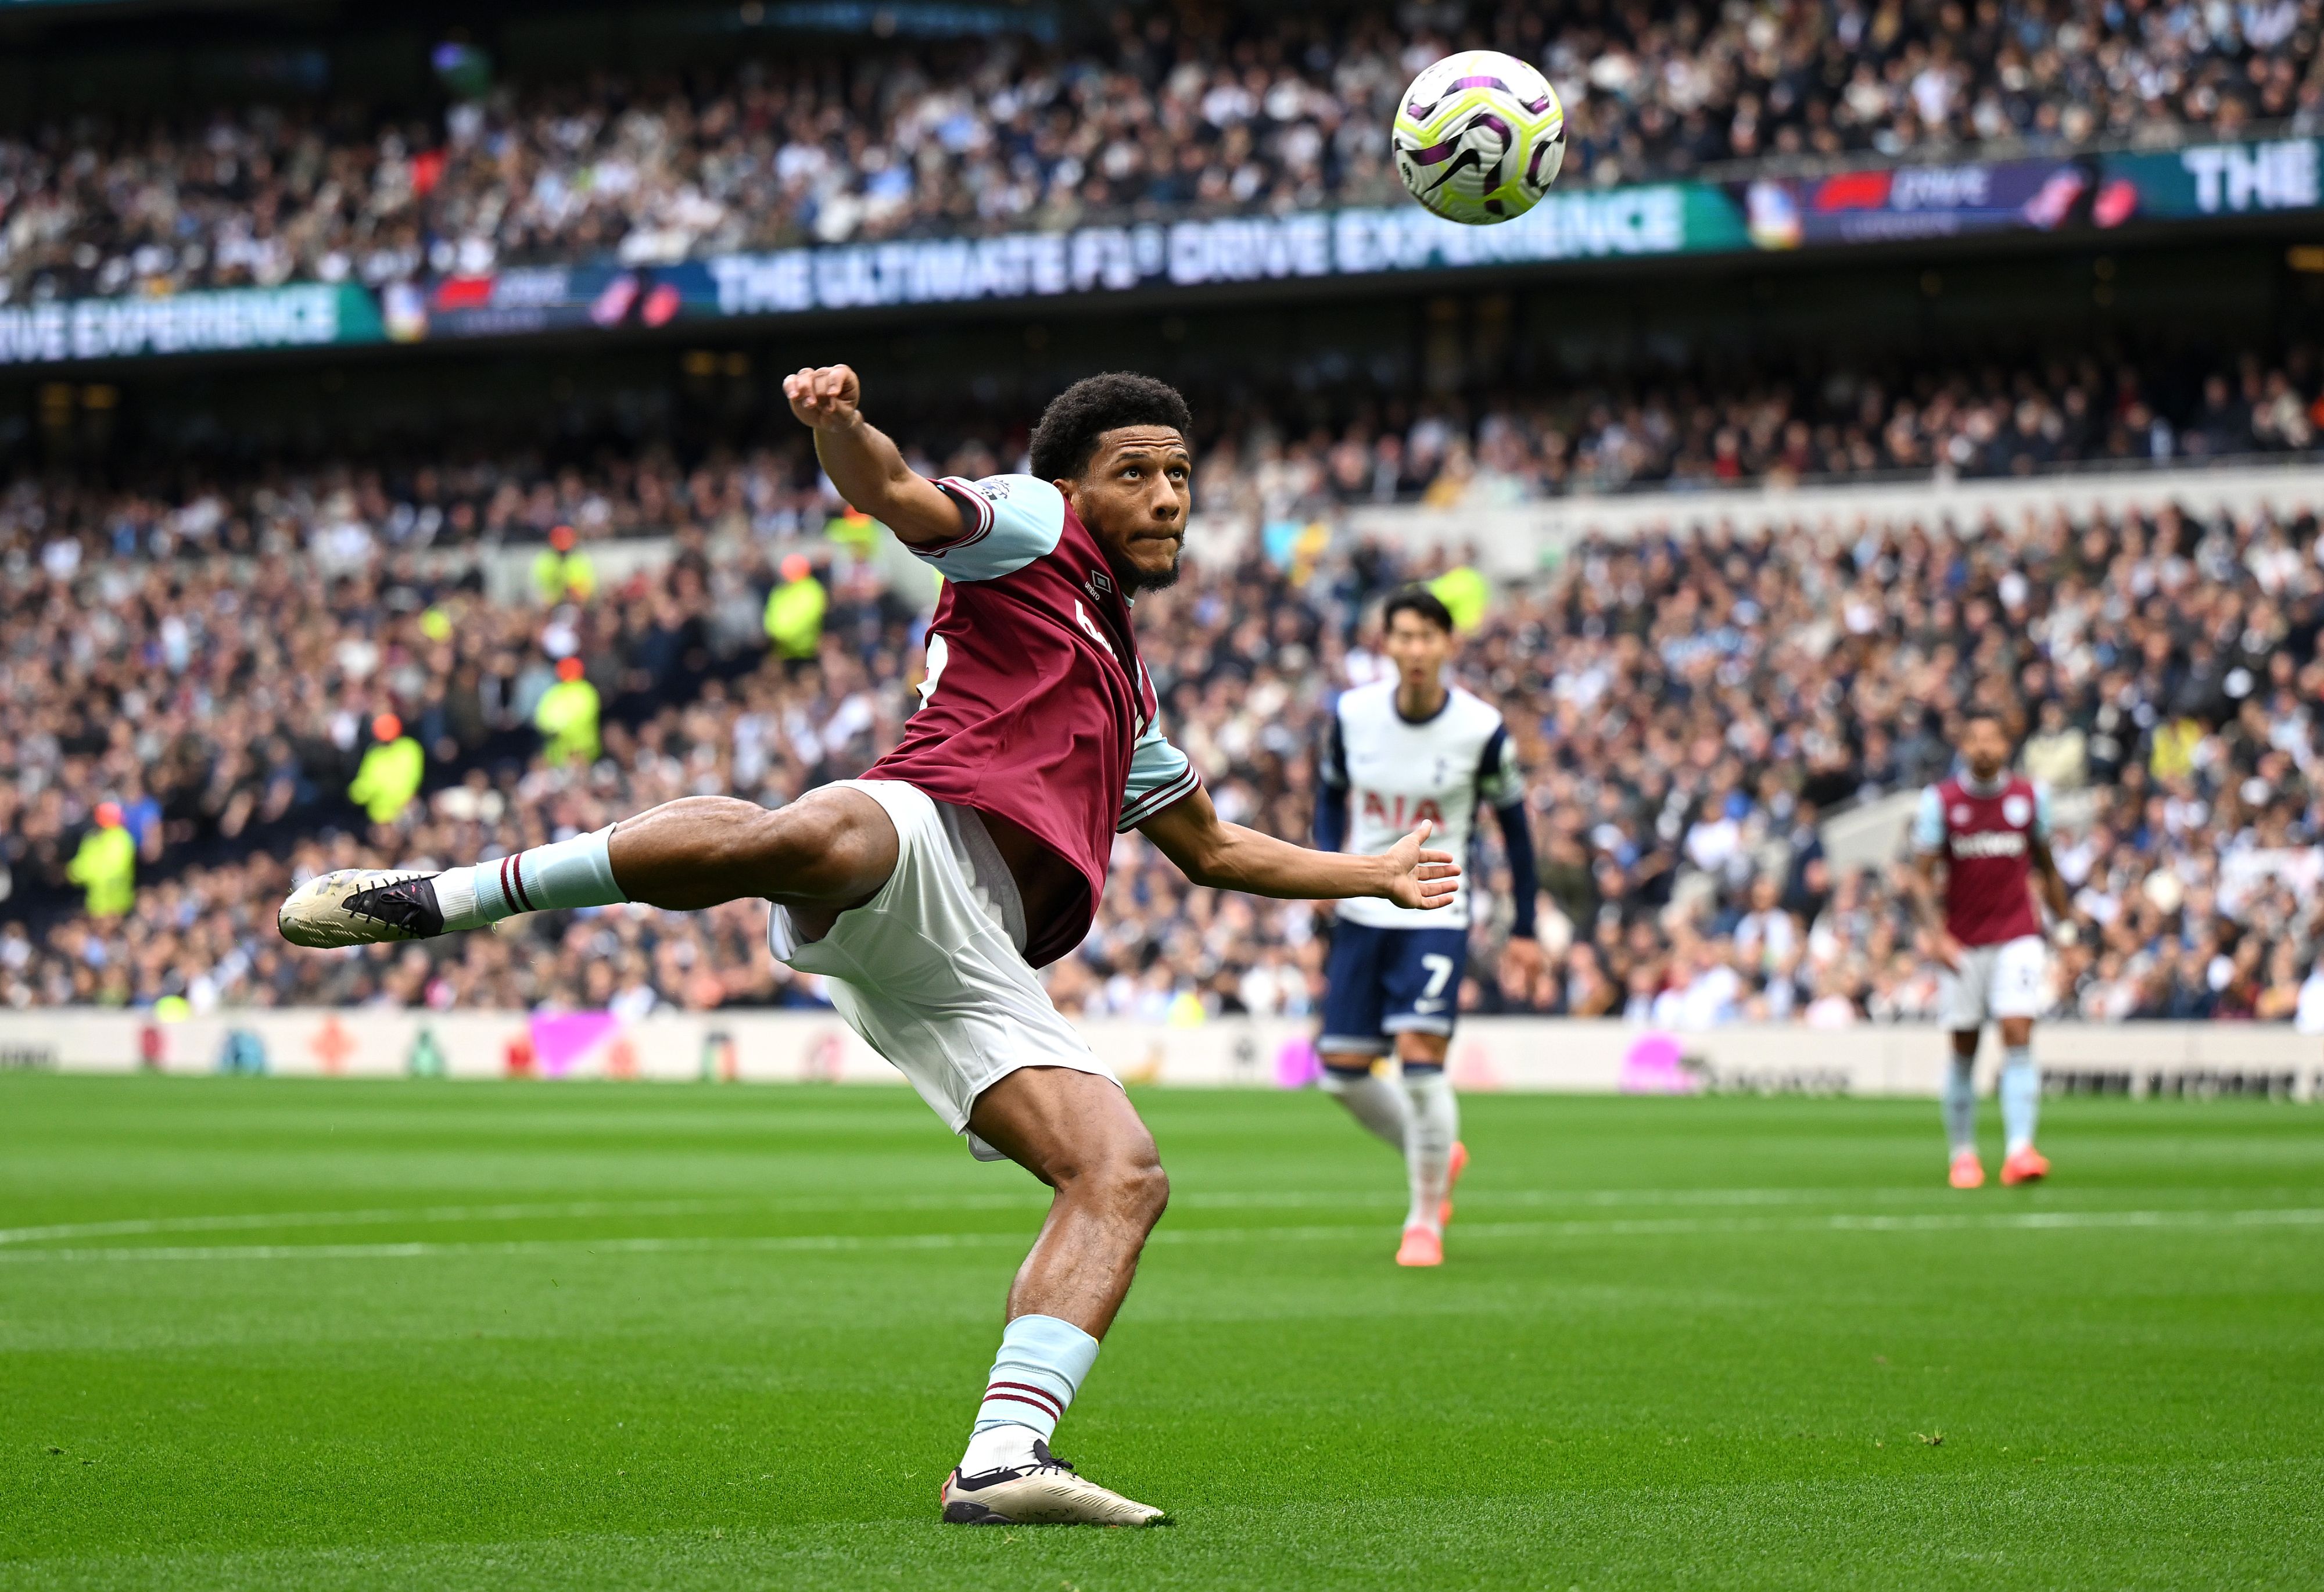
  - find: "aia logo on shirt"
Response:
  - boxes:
[1362,792,1444,829]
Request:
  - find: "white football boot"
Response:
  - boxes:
[939,1440,1168,1526]
[278,869,447,948]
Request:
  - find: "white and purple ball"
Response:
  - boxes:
[1391,50,1567,225]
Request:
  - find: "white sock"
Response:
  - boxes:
[1321,1061,1411,1151]
[961,1313,1099,1475]
[435,826,623,930]
[1942,1049,1979,1156]
[2000,1044,2039,1153]
[1402,1063,1458,1235]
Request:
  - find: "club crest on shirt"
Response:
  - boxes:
[2003,793,2032,827]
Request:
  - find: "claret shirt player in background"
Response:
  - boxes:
[1909,708,2074,1192]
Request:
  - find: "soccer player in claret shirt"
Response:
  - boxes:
[278,366,1459,1526]
[1908,709,2074,1191]
[1312,586,1543,1268]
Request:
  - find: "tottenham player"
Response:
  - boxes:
[1908,709,2072,1190]
[277,367,1457,1526]
[1314,587,1541,1268]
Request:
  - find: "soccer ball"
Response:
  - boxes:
[1391,50,1566,225]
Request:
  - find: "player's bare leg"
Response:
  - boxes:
[1994,1016,2049,1184]
[1943,1028,1985,1188]
[940,1067,1171,1525]
[277,787,899,945]
[1393,1031,1461,1267]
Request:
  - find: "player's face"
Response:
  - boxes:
[1385,611,1452,685]
[1960,716,2010,779]
[1067,427,1192,593]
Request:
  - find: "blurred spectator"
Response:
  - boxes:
[64,801,135,920]
[764,553,828,662]
[348,713,425,824]
[532,524,597,605]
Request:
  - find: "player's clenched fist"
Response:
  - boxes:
[784,364,862,429]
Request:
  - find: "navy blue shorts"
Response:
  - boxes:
[1318,920,1469,1056]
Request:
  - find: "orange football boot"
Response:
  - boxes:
[1948,1150,1986,1189]
[1999,1146,2050,1186]
[1394,1225,1443,1267]
[1441,1139,1469,1227]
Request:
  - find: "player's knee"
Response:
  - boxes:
[1074,1147,1168,1229]
[1120,1160,1170,1229]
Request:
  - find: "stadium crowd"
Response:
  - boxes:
[8,451,2324,1030]
[1209,346,2324,514]
[3,0,2317,300]
[5,342,2318,585]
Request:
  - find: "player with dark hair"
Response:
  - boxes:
[1909,707,2073,1189]
[277,365,1458,1526]
[1312,585,1541,1267]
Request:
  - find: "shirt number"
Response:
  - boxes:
[917,633,950,705]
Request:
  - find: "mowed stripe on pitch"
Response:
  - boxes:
[12,1181,2317,1249]
[1,1206,2318,1264]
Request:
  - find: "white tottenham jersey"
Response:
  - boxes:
[1322,680,1522,930]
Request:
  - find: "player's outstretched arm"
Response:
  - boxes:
[1139,786,1458,908]
[783,364,964,546]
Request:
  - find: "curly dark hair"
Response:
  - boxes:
[1027,372,1193,482]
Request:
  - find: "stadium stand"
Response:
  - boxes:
[3,342,2319,579]
[2,0,2316,300]
[7,440,2323,1027]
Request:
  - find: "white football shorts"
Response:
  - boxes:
[768,778,1117,1159]
[1938,934,2049,1029]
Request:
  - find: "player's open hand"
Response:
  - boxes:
[1380,819,1461,910]
[1922,928,1967,971]
[784,364,862,430]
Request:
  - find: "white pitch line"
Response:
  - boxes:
[0,1198,754,1247]
[13,1181,2303,1249]
[0,1207,2316,1265]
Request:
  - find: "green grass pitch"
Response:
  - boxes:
[1,1073,2319,1590]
